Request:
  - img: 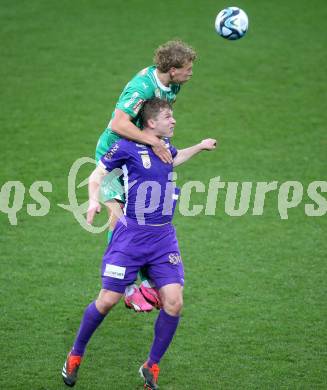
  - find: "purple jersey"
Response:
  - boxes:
[99,139,179,225]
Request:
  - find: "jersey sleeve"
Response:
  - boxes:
[116,78,152,118]
[99,141,129,171]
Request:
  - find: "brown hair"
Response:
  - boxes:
[140,98,172,127]
[154,40,197,73]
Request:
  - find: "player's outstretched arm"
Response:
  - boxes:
[87,165,107,225]
[111,109,172,163]
[173,138,217,167]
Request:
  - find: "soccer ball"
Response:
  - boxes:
[215,7,249,40]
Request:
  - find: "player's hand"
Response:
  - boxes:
[200,138,217,151]
[152,139,173,164]
[87,200,101,225]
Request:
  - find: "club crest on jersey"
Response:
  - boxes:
[154,88,161,98]
[141,153,151,169]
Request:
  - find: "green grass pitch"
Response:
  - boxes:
[1,0,326,389]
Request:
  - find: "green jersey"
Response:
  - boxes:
[95,65,181,202]
[109,65,181,130]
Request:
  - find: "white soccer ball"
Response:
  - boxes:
[215,7,249,40]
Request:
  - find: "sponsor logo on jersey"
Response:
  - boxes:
[142,82,149,89]
[168,253,182,265]
[124,92,139,108]
[104,143,119,160]
[103,264,126,279]
[136,143,147,148]
[133,99,145,115]
[141,153,151,169]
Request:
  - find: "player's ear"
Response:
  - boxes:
[169,67,177,77]
[148,118,156,129]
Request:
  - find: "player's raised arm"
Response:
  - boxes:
[111,109,172,164]
[87,165,107,225]
[173,138,217,167]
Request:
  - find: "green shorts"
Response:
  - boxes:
[95,128,125,203]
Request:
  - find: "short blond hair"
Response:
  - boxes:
[154,40,197,73]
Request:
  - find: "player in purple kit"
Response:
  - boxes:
[96,40,196,312]
[62,98,217,389]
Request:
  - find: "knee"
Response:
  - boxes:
[96,289,121,315]
[163,295,183,316]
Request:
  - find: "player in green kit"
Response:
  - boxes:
[95,40,196,312]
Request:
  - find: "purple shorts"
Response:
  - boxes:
[101,218,184,293]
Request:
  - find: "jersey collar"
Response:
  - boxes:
[154,69,171,92]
